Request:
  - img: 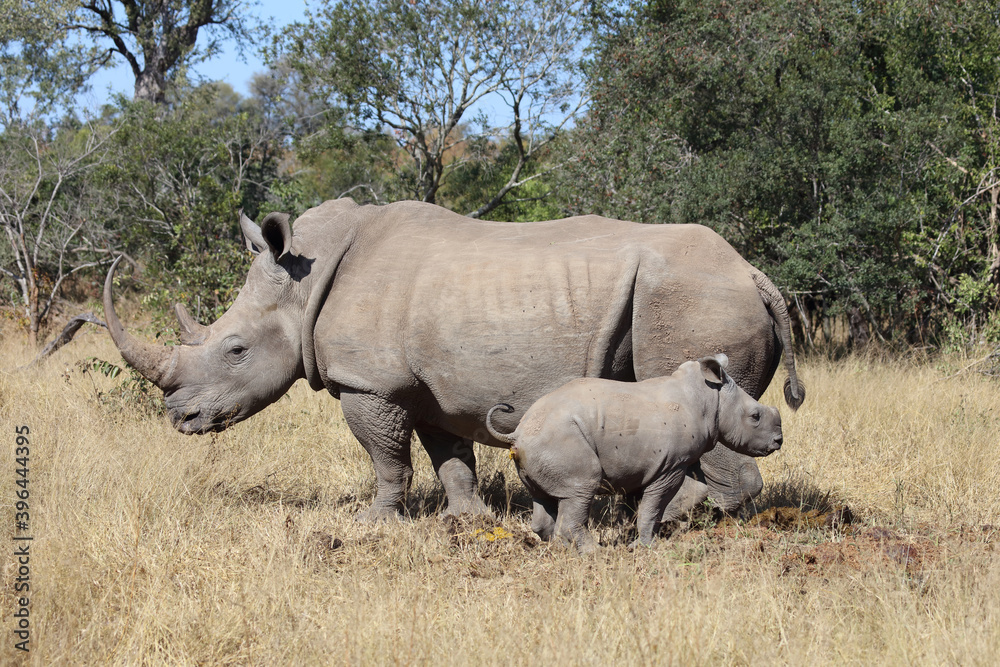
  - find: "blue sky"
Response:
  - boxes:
[78,0,309,109]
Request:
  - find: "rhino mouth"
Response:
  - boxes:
[169,406,243,435]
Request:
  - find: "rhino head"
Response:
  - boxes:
[104,212,308,434]
[700,354,783,457]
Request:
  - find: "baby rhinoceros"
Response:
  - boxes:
[486,354,782,553]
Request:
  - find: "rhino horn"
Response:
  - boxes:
[103,257,177,388]
[173,303,209,345]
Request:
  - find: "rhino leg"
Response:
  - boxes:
[659,475,711,522]
[340,390,415,521]
[547,467,602,553]
[416,427,494,519]
[632,467,687,548]
[698,444,764,512]
[554,495,599,554]
[530,497,558,541]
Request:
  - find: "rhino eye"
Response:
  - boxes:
[228,345,247,358]
[750,411,761,423]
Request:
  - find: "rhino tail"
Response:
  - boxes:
[750,268,806,411]
[485,403,518,446]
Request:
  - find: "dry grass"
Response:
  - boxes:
[2,326,999,665]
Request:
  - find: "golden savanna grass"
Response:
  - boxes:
[2,325,999,665]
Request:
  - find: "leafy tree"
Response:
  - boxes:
[567,0,1000,348]
[102,83,293,322]
[247,60,407,208]
[444,135,562,221]
[0,0,102,124]
[279,0,587,217]
[65,0,261,103]
[0,118,119,345]
[894,0,1000,346]
[1,0,118,345]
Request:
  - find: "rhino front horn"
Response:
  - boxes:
[103,256,177,388]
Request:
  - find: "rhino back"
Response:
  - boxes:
[307,203,774,434]
[315,208,645,414]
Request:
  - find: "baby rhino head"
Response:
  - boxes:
[698,354,783,457]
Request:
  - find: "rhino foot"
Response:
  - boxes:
[439,496,495,520]
[627,537,656,551]
[573,536,599,555]
[707,460,764,513]
[355,504,407,523]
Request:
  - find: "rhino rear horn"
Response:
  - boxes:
[174,303,209,345]
[103,257,177,388]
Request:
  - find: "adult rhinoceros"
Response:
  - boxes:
[103,198,804,521]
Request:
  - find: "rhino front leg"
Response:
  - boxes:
[340,390,415,521]
[659,475,711,522]
[632,468,687,548]
[416,427,494,518]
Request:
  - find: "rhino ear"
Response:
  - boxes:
[239,210,292,260]
[240,210,265,255]
[699,354,729,386]
[260,212,292,260]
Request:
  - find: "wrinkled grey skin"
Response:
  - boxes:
[103,198,804,521]
[486,354,782,552]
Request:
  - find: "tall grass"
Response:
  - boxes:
[2,327,999,665]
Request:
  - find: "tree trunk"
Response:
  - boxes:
[27,281,39,348]
[848,307,870,349]
[988,185,999,286]
[134,69,167,105]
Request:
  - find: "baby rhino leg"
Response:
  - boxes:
[517,430,603,553]
[555,494,600,553]
[531,498,558,541]
[632,467,687,548]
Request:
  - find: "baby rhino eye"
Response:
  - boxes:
[750,411,761,423]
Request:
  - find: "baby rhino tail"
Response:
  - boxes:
[485,403,517,446]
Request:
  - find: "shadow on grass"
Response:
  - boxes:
[403,469,535,519]
[740,472,855,531]
[218,465,854,547]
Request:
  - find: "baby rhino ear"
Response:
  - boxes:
[699,353,729,385]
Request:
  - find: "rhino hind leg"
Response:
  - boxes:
[340,390,415,521]
[516,434,601,553]
[416,427,494,519]
[697,444,764,513]
[554,495,599,554]
[530,497,558,541]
